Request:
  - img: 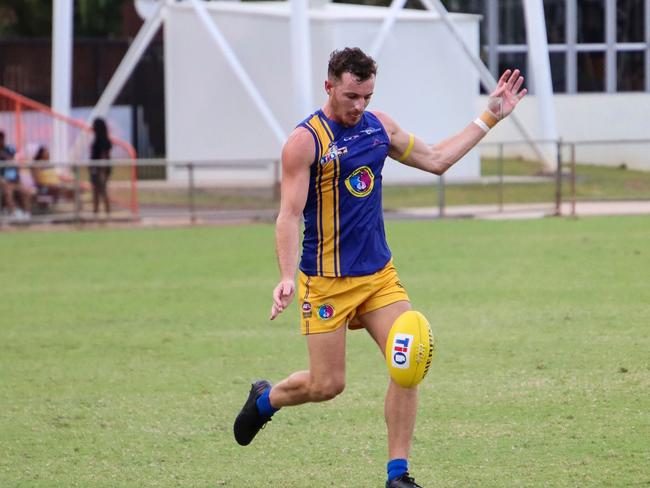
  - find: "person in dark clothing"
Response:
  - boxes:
[0,131,33,219]
[89,118,112,215]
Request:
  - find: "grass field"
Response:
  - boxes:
[109,158,650,212]
[1,217,649,487]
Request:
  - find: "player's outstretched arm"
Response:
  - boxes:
[376,69,527,175]
[270,128,313,321]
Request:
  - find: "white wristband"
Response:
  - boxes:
[473,118,490,133]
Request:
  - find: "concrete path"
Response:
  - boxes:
[390,201,650,221]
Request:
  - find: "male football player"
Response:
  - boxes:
[235,47,526,487]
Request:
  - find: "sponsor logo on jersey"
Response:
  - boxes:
[320,143,348,165]
[318,304,334,320]
[345,166,375,197]
[391,333,413,369]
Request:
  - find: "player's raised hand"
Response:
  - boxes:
[270,279,295,320]
[487,69,527,120]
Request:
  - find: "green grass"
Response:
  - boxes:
[126,187,278,210]
[481,157,545,177]
[1,218,649,487]
[112,158,650,211]
[382,158,650,209]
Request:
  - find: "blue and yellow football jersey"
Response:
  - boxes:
[298,109,392,277]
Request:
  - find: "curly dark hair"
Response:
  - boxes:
[34,145,48,160]
[328,47,377,82]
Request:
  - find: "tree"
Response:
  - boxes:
[0,0,124,38]
[75,0,123,38]
[0,0,52,37]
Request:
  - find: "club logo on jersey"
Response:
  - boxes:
[320,143,347,165]
[302,302,312,318]
[345,166,375,197]
[318,304,334,320]
[391,333,413,369]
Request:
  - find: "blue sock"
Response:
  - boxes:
[255,387,279,418]
[387,458,408,481]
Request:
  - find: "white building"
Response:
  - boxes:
[164,1,482,184]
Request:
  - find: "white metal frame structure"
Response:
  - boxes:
[51,0,74,163]
[370,0,555,165]
[52,0,559,167]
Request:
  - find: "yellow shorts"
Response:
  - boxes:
[298,260,410,335]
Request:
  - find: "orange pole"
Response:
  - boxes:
[0,85,88,131]
[130,157,139,215]
[15,102,23,162]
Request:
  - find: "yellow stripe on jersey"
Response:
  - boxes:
[306,114,340,277]
[303,120,323,273]
[320,118,341,276]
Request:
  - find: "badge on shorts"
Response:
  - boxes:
[302,302,312,318]
[318,304,334,320]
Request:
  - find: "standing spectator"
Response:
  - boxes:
[0,131,32,220]
[89,118,112,216]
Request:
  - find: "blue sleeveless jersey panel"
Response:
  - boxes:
[298,110,392,277]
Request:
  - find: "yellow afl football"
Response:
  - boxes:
[385,311,436,388]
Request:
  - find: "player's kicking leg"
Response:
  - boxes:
[359,300,424,488]
[233,323,346,446]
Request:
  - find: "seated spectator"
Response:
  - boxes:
[32,146,76,203]
[0,131,32,220]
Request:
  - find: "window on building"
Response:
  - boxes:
[578,52,606,91]
[499,0,526,44]
[445,0,648,93]
[617,0,644,42]
[549,52,566,93]
[578,0,606,43]
[498,52,527,84]
[544,0,566,44]
[617,51,645,90]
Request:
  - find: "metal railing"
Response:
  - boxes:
[556,138,650,217]
[478,138,650,218]
[0,159,138,225]
[1,140,649,228]
[0,158,281,226]
[169,159,281,224]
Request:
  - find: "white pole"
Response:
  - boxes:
[646,0,650,92]
[369,0,409,59]
[189,0,287,146]
[523,0,558,165]
[423,0,550,167]
[51,0,73,164]
[290,0,313,118]
[87,1,165,124]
